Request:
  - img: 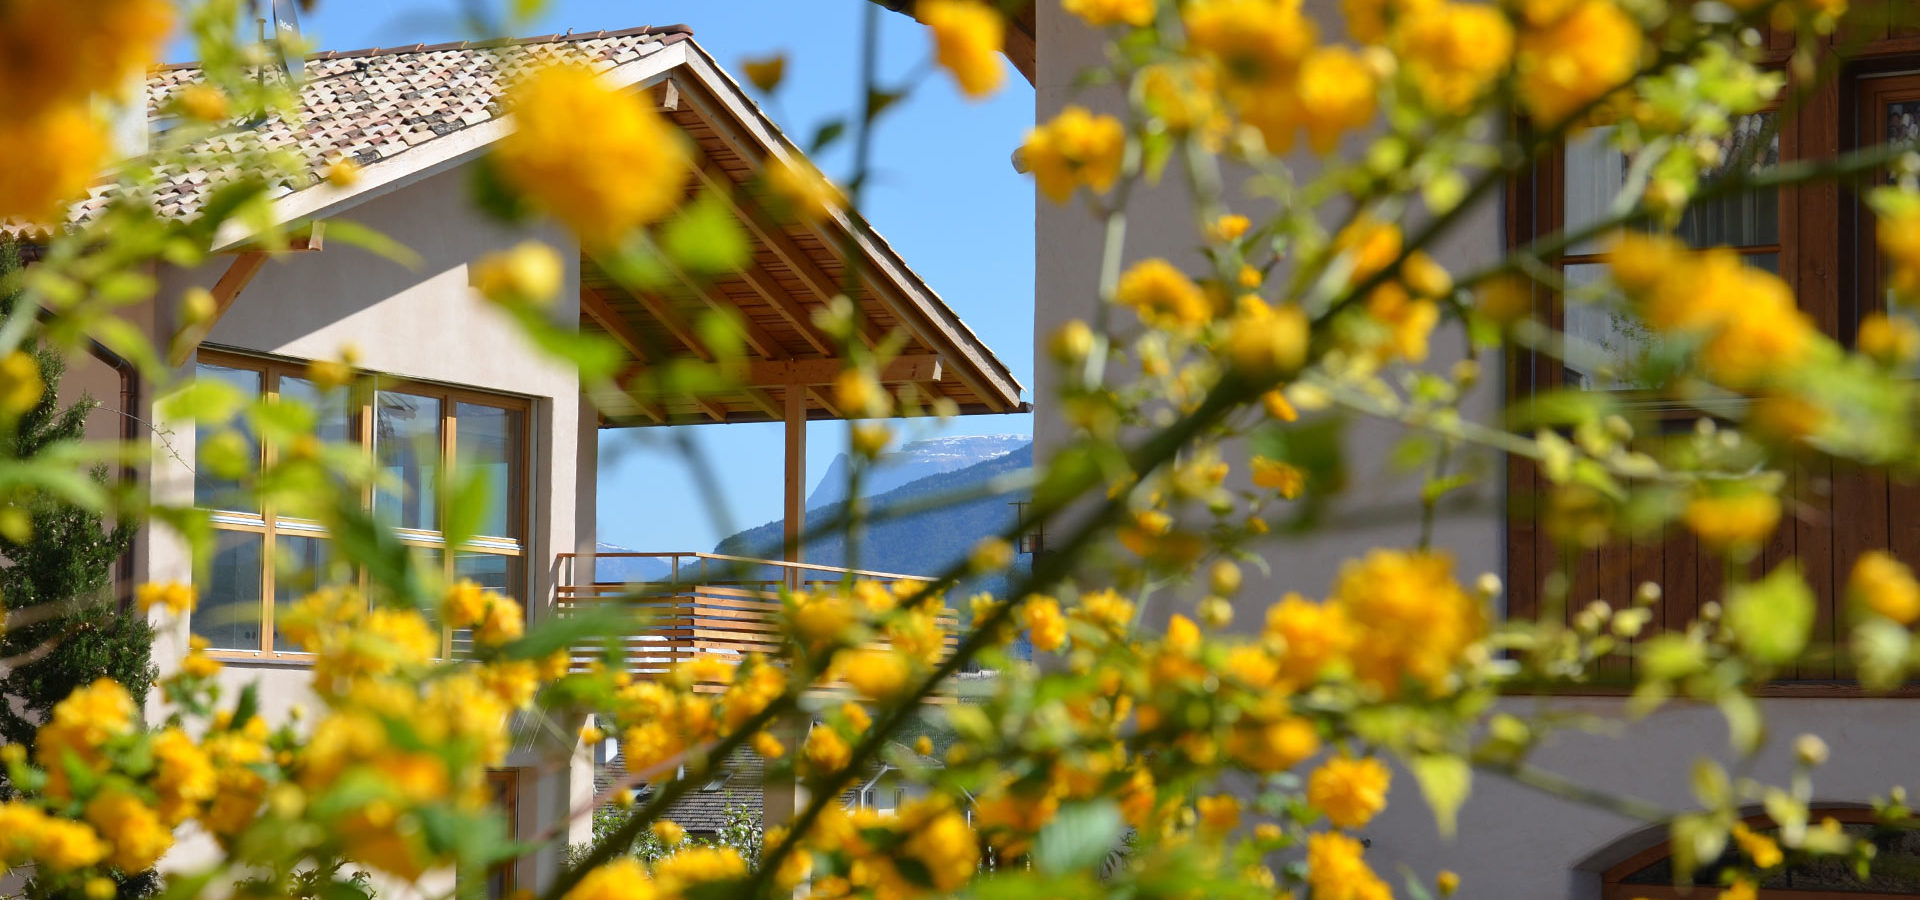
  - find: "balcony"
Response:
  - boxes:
[554,551,956,681]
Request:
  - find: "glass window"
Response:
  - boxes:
[376,391,441,532]
[194,363,260,511]
[457,403,524,540]
[193,355,527,658]
[271,534,334,652]
[198,530,263,650]
[1559,112,1783,391]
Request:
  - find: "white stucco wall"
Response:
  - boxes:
[1033,9,1920,898]
[138,164,594,887]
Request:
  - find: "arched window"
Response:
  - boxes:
[1603,809,1920,899]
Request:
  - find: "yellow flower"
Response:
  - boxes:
[805,724,851,772]
[1516,0,1641,125]
[839,649,912,700]
[85,789,172,872]
[1227,714,1321,772]
[136,581,196,615]
[152,727,217,825]
[752,731,786,759]
[1683,489,1780,550]
[1880,205,1920,304]
[652,819,686,845]
[1395,2,1515,114]
[475,594,526,646]
[1307,755,1391,829]
[1698,275,1814,389]
[1065,0,1158,26]
[1850,550,1920,625]
[1366,282,1441,363]
[322,155,362,187]
[1296,47,1378,154]
[790,592,858,650]
[563,858,656,900]
[833,368,893,419]
[1263,389,1301,421]
[36,678,136,798]
[1346,0,1437,42]
[921,0,1005,98]
[1078,588,1136,631]
[1722,878,1758,900]
[1475,273,1534,325]
[1438,870,1461,896]
[0,0,172,123]
[1209,214,1252,243]
[175,84,229,121]
[1196,794,1241,833]
[1859,312,1920,366]
[1142,63,1229,140]
[1265,594,1354,687]
[767,156,845,222]
[0,349,46,418]
[1330,550,1484,697]
[1225,296,1310,375]
[1732,822,1784,869]
[1116,259,1212,329]
[1184,0,1317,90]
[1024,596,1068,652]
[497,64,690,247]
[1307,831,1393,900]
[1251,456,1307,498]
[971,537,1015,572]
[1023,106,1125,203]
[32,817,110,872]
[902,802,980,889]
[1334,217,1403,286]
[472,242,564,308]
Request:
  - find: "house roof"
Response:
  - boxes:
[43,26,1025,423]
[54,26,692,231]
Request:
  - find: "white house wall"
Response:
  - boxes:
[142,163,593,888]
[1035,7,1920,897]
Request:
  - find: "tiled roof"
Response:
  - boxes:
[62,25,689,229]
[596,746,766,834]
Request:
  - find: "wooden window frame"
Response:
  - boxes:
[1599,808,1909,899]
[484,768,521,900]
[1505,36,1920,692]
[194,348,533,662]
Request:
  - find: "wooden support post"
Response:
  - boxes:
[169,250,269,367]
[783,386,806,591]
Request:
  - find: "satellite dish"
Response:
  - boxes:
[271,0,304,81]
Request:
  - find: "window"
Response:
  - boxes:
[1602,809,1920,898]
[1506,37,1920,684]
[193,350,529,659]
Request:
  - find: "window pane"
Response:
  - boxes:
[278,376,354,444]
[456,403,524,540]
[1561,263,1645,390]
[1564,114,1779,255]
[195,364,260,511]
[1890,99,1920,147]
[375,391,441,531]
[272,535,336,652]
[197,530,263,650]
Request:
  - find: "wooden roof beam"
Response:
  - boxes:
[581,286,651,364]
[734,261,836,357]
[746,355,940,388]
[169,250,269,367]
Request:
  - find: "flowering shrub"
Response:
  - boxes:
[8,0,1920,897]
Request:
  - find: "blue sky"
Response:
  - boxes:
[173,1,1037,552]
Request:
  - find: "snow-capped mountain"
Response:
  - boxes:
[590,542,671,583]
[806,433,1029,509]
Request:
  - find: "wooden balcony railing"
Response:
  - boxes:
[554,552,956,681]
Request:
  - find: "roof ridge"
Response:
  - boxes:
[152,23,692,71]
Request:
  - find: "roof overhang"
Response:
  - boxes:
[581,40,1028,426]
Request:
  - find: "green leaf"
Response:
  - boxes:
[440,463,490,554]
[1725,564,1815,665]
[1690,757,1729,809]
[810,120,847,154]
[866,88,904,122]
[1032,800,1121,874]
[496,604,630,662]
[159,377,246,425]
[1409,754,1470,838]
[661,190,750,276]
[320,219,423,269]
[1852,617,1910,691]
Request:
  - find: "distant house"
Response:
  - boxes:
[14,22,1023,897]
